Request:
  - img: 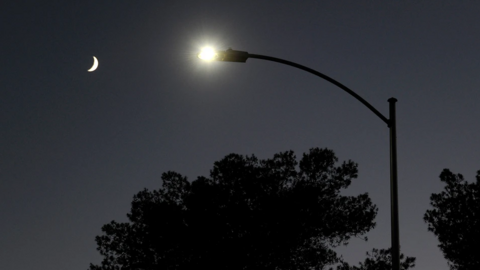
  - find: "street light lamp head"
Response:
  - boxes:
[198,48,249,63]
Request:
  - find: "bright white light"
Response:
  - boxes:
[198,47,217,61]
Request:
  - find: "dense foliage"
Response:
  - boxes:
[89,148,380,270]
[424,169,480,270]
[333,248,416,270]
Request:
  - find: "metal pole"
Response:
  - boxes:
[388,98,400,270]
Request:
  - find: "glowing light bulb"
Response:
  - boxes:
[198,47,217,61]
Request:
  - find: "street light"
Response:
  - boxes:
[198,48,401,270]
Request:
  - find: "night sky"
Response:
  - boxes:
[2,2,480,270]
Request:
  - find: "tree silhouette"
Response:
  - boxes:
[333,248,416,270]
[89,148,380,270]
[424,169,480,270]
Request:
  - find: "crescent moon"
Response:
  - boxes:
[88,56,99,72]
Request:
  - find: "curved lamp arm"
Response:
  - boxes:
[212,48,390,126]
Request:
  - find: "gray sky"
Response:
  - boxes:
[2,1,479,269]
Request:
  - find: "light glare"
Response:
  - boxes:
[198,47,217,61]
